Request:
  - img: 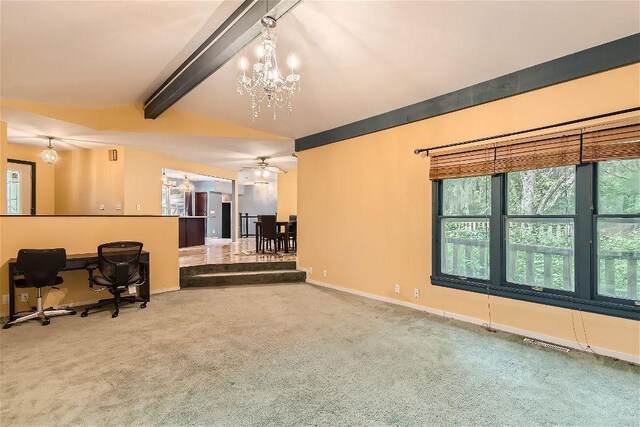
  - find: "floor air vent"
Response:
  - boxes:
[523,338,570,353]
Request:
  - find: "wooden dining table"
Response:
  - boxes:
[254,221,291,253]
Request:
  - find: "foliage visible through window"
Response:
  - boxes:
[505,166,576,291]
[441,176,490,280]
[596,159,640,300]
[508,166,576,215]
[6,170,21,214]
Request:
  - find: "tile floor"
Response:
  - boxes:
[179,238,297,267]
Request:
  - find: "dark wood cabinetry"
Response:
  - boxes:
[179,217,206,248]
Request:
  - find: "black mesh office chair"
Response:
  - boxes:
[3,249,76,329]
[81,242,147,319]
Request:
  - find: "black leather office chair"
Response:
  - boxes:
[3,249,76,329]
[81,242,147,319]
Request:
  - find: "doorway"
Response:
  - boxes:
[221,202,231,239]
[6,159,36,215]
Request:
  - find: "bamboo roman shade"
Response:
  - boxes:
[429,120,640,180]
[429,144,495,179]
[581,123,640,162]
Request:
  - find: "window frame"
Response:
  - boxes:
[591,162,640,307]
[431,163,640,320]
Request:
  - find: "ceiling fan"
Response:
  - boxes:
[241,156,287,178]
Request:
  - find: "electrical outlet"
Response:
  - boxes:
[414,288,420,298]
[394,284,400,294]
[136,204,141,211]
[99,204,105,211]
[116,204,122,210]
[20,293,29,303]
[2,295,8,305]
[309,267,313,275]
[323,270,327,278]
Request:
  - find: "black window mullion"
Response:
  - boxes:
[432,180,441,277]
[575,163,594,301]
[490,174,504,287]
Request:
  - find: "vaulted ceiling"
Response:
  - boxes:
[1,0,638,169]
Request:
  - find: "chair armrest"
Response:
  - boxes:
[86,263,98,272]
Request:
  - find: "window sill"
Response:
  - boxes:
[431,275,640,320]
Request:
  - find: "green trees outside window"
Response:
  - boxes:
[433,159,640,319]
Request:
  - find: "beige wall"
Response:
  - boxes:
[0,122,7,215]
[122,147,237,216]
[6,143,56,214]
[277,169,297,221]
[298,64,640,358]
[54,146,125,215]
[0,216,179,316]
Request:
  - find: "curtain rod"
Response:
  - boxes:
[413,107,640,156]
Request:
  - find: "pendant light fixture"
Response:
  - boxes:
[178,174,194,192]
[41,137,58,164]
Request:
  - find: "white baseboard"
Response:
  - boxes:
[306,278,639,365]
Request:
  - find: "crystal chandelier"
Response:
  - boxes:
[237,16,300,120]
[41,137,58,164]
[178,175,194,192]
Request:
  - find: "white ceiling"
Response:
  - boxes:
[0,0,241,107]
[1,0,638,164]
[164,168,230,183]
[176,0,640,139]
[2,106,297,171]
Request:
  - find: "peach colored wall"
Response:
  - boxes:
[122,147,237,216]
[298,64,640,358]
[6,143,56,214]
[0,216,179,317]
[54,146,125,215]
[277,169,297,221]
[0,122,7,215]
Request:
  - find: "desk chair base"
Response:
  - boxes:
[81,295,147,319]
[2,289,76,329]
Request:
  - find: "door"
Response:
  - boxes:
[6,160,35,215]
[221,202,231,238]
[195,192,208,216]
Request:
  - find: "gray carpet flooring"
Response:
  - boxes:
[1,283,638,426]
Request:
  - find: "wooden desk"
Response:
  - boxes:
[254,221,291,253]
[7,251,150,322]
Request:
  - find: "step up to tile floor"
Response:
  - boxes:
[180,261,305,287]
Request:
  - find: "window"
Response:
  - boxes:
[595,159,640,301]
[6,170,21,214]
[506,166,575,292]
[430,122,640,320]
[440,176,490,280]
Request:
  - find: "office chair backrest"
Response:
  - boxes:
[289,215,297,223]
[259,215,277,239]
[98,242,143,286]
[16,248,66,287]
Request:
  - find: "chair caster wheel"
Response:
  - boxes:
[3,323,12,329]
[42,319,50,326]
[80,311,89,318]
[112,311,119,318]
[69,310,77,315]
[140,302,147,309]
